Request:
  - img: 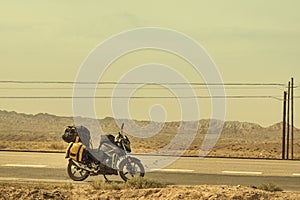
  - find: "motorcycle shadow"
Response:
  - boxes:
[85,177,124,184]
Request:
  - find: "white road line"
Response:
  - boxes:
[292,173,300,176]
[222,171,262,175]
[0,177,76,183]
[151,168,194,173]
[2,164,47,168]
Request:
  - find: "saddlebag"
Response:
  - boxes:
[62,126,90,145]
[62,126,78,143]
[65,142,87,162]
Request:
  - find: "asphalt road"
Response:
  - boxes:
[0,151,299,191]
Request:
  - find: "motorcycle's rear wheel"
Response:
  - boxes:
[119,157,145,182]
[67,159,90,181]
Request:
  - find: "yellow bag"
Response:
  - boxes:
[65,142,86,162]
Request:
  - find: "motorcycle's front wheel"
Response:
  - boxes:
[67,159,90,181]
[119,157,145,182]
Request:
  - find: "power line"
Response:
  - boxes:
[0,86,288,90]
[0,95,285,100]
[0,81,296,102]
[0,80,287,86]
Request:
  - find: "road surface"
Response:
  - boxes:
[0,151,299,191]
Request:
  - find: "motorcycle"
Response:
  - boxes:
[63,123,145,182]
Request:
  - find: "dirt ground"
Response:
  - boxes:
[1,183,300,200]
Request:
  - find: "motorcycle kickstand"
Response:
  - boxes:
[103,175,109,182]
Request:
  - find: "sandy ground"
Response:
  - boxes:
[1,183,300,200]
[1,139,299,160]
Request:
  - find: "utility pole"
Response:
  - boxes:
[287,81,290,159]
[291,78,294,159]
[282,91,287,160]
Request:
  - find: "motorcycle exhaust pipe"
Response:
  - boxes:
[72,160,97,173]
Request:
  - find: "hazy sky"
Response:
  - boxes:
[0,1,299,126]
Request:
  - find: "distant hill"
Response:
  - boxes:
[0,110,73,141]
[1,110,299,159]
[0,110,296,142]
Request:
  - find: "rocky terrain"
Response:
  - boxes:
[1,182,300,200]
[0,110,299,159]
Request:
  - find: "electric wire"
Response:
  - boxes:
[0,80,297,102]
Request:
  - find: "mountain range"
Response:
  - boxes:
[0,110,296,142]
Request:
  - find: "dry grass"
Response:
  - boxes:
[0,141,68,152]
[125,177,166,189]
[90,179,122,190]
[258,183,283,192]
[90,177,166,190]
